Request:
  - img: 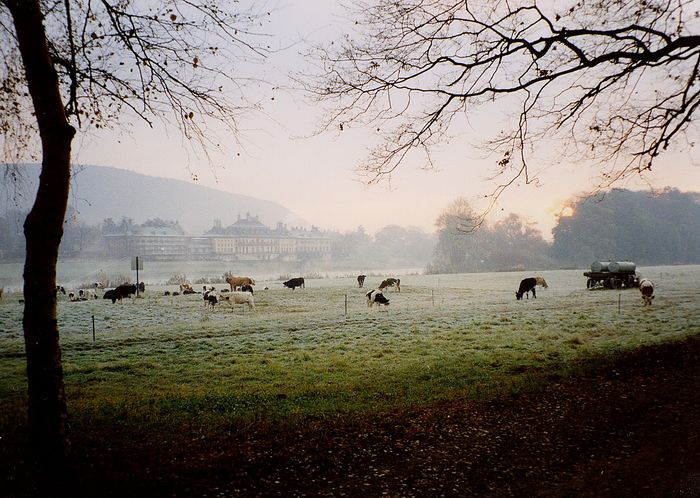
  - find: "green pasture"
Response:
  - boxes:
[1,266,699,438]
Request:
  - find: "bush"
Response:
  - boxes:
[166,274,187,285]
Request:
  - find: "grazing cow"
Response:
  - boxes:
[639,278,655,306]
[79,289,98,299]
[93,282,105,289]
[103,283,137,303]
[378,278,401,292]
[240,284,254,294]
[163,291,171,296]
[218,291,255,311]
[69,289,97,301]
[366,289,390,307]
[56,286,66,296]
[357,275,366,288]
[283,277,305,290]
[226,276,256,291]
[515,277,538,300]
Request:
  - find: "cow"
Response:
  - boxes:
[283,277,305,290]
[357,275,366,288]
[79,289,98,299]
[103,283,137,303]
[55,286,66,296]
[516,277,538,300]
[203,289,218,308]
[639,278,655,306]
[179,282,194,293]
[69,289,97,301]
[218,291,255,311]
[366,289,390,307]
[93,282,105,289]
[226,276,256,291]
[378,278,400,292]
[241,284,254,294]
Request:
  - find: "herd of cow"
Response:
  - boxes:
[30,272,655,309]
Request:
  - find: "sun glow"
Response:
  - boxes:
[560,206,575,217]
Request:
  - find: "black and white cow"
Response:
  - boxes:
[366,289,390,307]
[357,275,367,288]
[378,278,400,292]
[203,289,218,307]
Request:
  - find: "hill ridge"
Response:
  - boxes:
[0,164,306,235]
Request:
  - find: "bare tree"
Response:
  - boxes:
[0,1,270,495]
[308,0,700,225]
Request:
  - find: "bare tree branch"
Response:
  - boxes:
[306,0,700,227]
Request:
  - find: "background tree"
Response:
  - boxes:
[429,198,553,273]
[0,1,270,494]
[429,198,486,273]
[309,0,700,227]
[551,188,700,265]
[488,214,553,270]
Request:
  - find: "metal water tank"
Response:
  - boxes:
[608,261,636,273]
[590,261,611,272]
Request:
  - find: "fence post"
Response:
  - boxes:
[345,294,348,316]
[92,315,96,342]
[618,292,621,314]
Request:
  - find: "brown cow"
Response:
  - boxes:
[226,276,256,291]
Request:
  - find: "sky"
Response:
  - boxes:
[73,1,700,241]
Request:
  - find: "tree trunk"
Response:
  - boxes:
[5,0,76,495]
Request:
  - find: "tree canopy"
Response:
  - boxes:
[551,188,700,265]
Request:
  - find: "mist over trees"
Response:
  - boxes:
[427,198,554,274]
[332,225,435,268]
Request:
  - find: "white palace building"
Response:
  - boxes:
[103,214,332,261]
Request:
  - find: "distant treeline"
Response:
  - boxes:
[427,188,700,274]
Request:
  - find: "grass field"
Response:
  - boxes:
[2,265,699,438]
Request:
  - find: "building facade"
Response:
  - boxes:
[103,214,332,261]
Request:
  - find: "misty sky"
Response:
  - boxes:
[73,1,700,240]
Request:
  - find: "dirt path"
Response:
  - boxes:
[69,336,700,497]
